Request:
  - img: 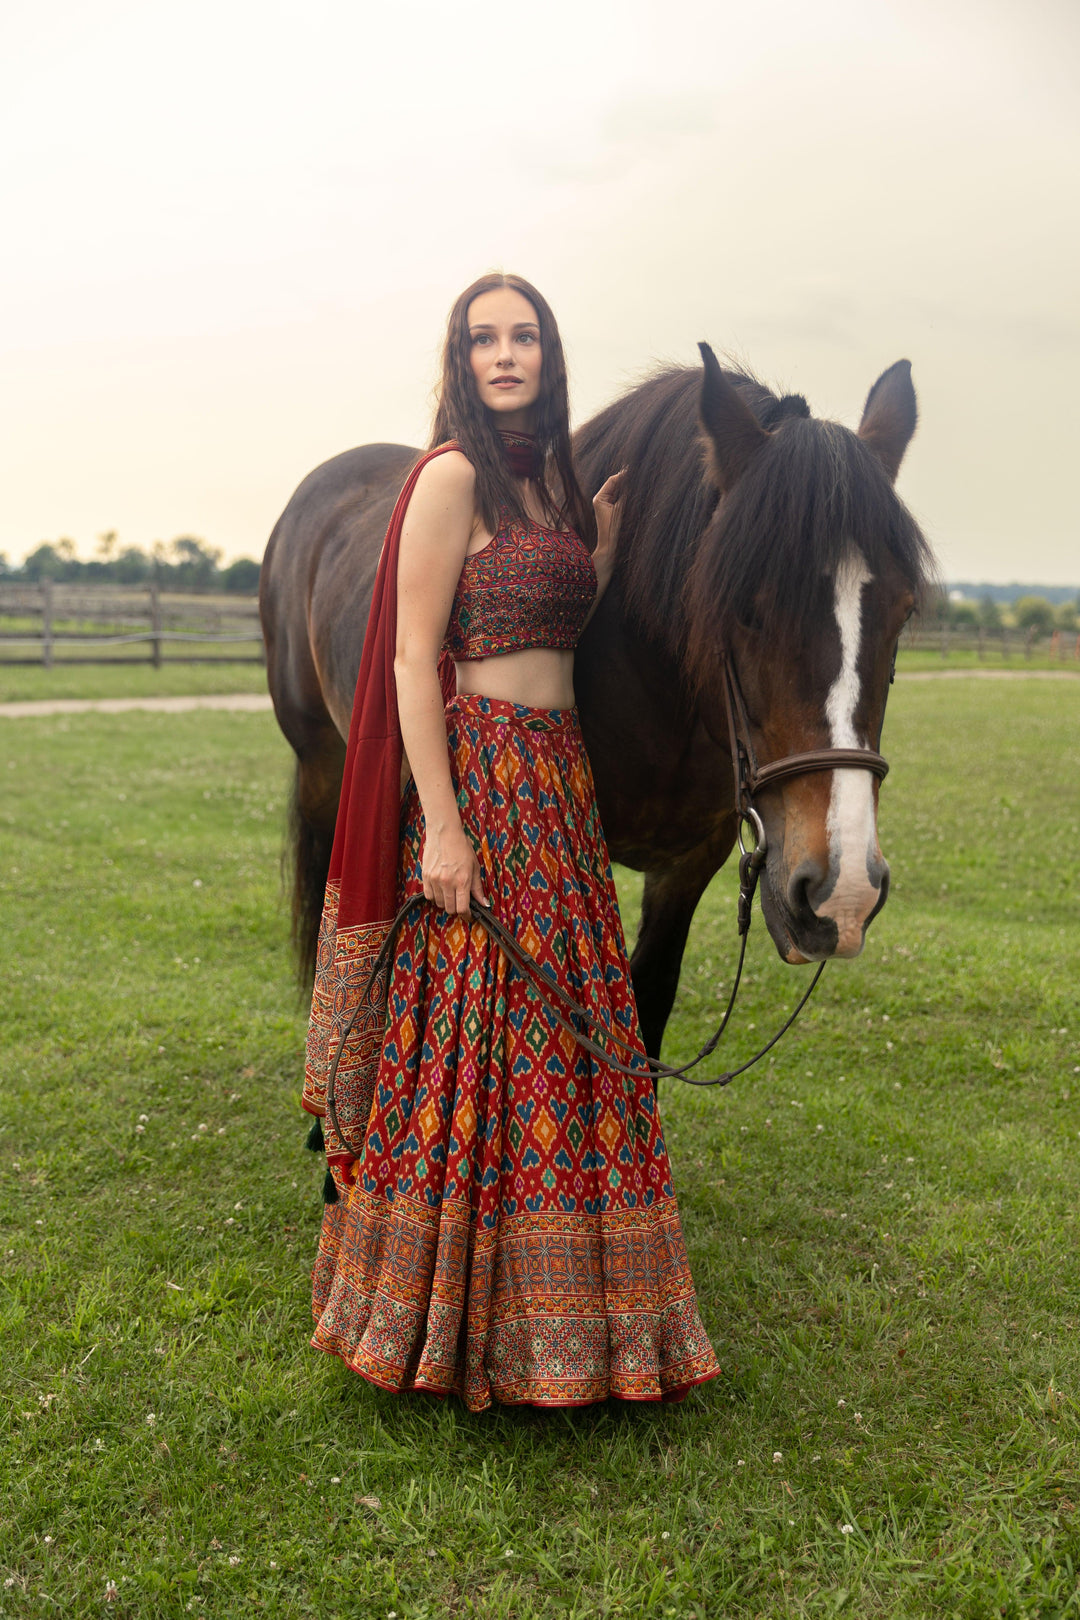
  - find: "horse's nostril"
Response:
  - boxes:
[786,861,823,919]
[869,860,891,914]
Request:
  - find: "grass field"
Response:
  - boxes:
[1,677,1078,1617]
[0,662,270,705]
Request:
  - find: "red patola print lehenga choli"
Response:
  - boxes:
[301,436,720,1411]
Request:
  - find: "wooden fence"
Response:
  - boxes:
[904,625,1080,663]
[0,582,264,666]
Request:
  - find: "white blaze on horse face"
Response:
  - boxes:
[816,555,880,957]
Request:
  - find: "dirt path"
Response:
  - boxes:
[0,693,275,718]
[1,669,1077,720]
[897,668,1080,682]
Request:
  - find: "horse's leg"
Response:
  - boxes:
[630,824,737,1063]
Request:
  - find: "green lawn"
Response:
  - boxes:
[0,662,270,704]
[1,680,1078,1617]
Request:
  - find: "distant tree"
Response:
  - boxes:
[96,530,119,562]
[170,536,222,592]
[1013,595,1056,635]
[220,557,260,594]
[22,542,67,581]
[0,552,12,579]
[977,594,1002,629]
[1055,599,1078,632]
[948,600,979,628]
[114,546,152,584]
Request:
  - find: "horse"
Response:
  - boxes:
[259,345,934,1060]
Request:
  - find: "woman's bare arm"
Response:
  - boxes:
[395,452,490,916]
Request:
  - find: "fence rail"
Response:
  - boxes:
[903,625,1080,662]
[0,582,264,667]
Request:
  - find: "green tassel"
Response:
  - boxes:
[322,1169,339,1205]
[305,1116,325,1153]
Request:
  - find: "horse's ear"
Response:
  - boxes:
[697,342,770,493]
[857,360,917,482]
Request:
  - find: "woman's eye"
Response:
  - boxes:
[472,333,492,346]
[516,332,537,344]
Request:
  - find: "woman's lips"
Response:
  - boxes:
[491,378,522,388]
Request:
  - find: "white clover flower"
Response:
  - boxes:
[854,1412,863,1423]
[105,1580,119,1600]
[135,1125,145,1134]
[841,1523,854,1535]
[837,1398,846,1408]
[270,1561,278,1569]
[43,1535,53,1544]
[145,1413,157,1427]
[330,1476,341,1484]
[661,1531,670,1541]
[139,1114,149,1123]
[228,1556,240,1566]
[736,1459,745,1466]
[773,1451,782,1462]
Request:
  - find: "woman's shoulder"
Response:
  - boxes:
[412,445,477,499]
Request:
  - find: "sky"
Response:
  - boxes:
[1,0,1077,584]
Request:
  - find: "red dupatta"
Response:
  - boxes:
[301,442,460,1191]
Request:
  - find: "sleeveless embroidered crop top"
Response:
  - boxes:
[443,508,597,661]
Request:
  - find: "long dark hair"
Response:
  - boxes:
[428,272,596,544]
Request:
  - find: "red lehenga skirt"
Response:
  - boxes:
[310,694,720,1410]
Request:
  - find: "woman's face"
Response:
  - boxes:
[467,287,542,428]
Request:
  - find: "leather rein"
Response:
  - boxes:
[325,654,891,1148]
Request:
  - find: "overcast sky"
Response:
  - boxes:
[1,0,1077,583]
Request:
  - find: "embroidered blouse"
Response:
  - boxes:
[444,508,597,661]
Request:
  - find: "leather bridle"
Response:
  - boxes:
[325,650,896,1150]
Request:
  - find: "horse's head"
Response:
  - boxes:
[686,345,934,964]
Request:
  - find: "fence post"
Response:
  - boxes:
[1024,627,1035,661]
[42,580,54,668]
[941,623,949,659]
[149,582,162,668]
[1002,626,1009,662]
[977,626,984,661]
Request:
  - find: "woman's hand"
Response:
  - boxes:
[421,820,490,917]
[591,468,627,597]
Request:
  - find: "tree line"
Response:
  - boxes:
[0,534,261,594]
[923,590,1080,635]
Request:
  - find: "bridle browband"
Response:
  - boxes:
[323,651,894,1151]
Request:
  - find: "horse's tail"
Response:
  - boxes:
[284,756,339,988]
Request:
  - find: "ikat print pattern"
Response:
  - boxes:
[310,695,720,1409]
[443,511,597,661]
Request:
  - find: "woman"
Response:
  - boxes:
[303,272,719,1410]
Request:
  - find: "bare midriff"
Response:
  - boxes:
[453,646,577,711]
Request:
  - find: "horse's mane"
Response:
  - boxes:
[574,364,934,662]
